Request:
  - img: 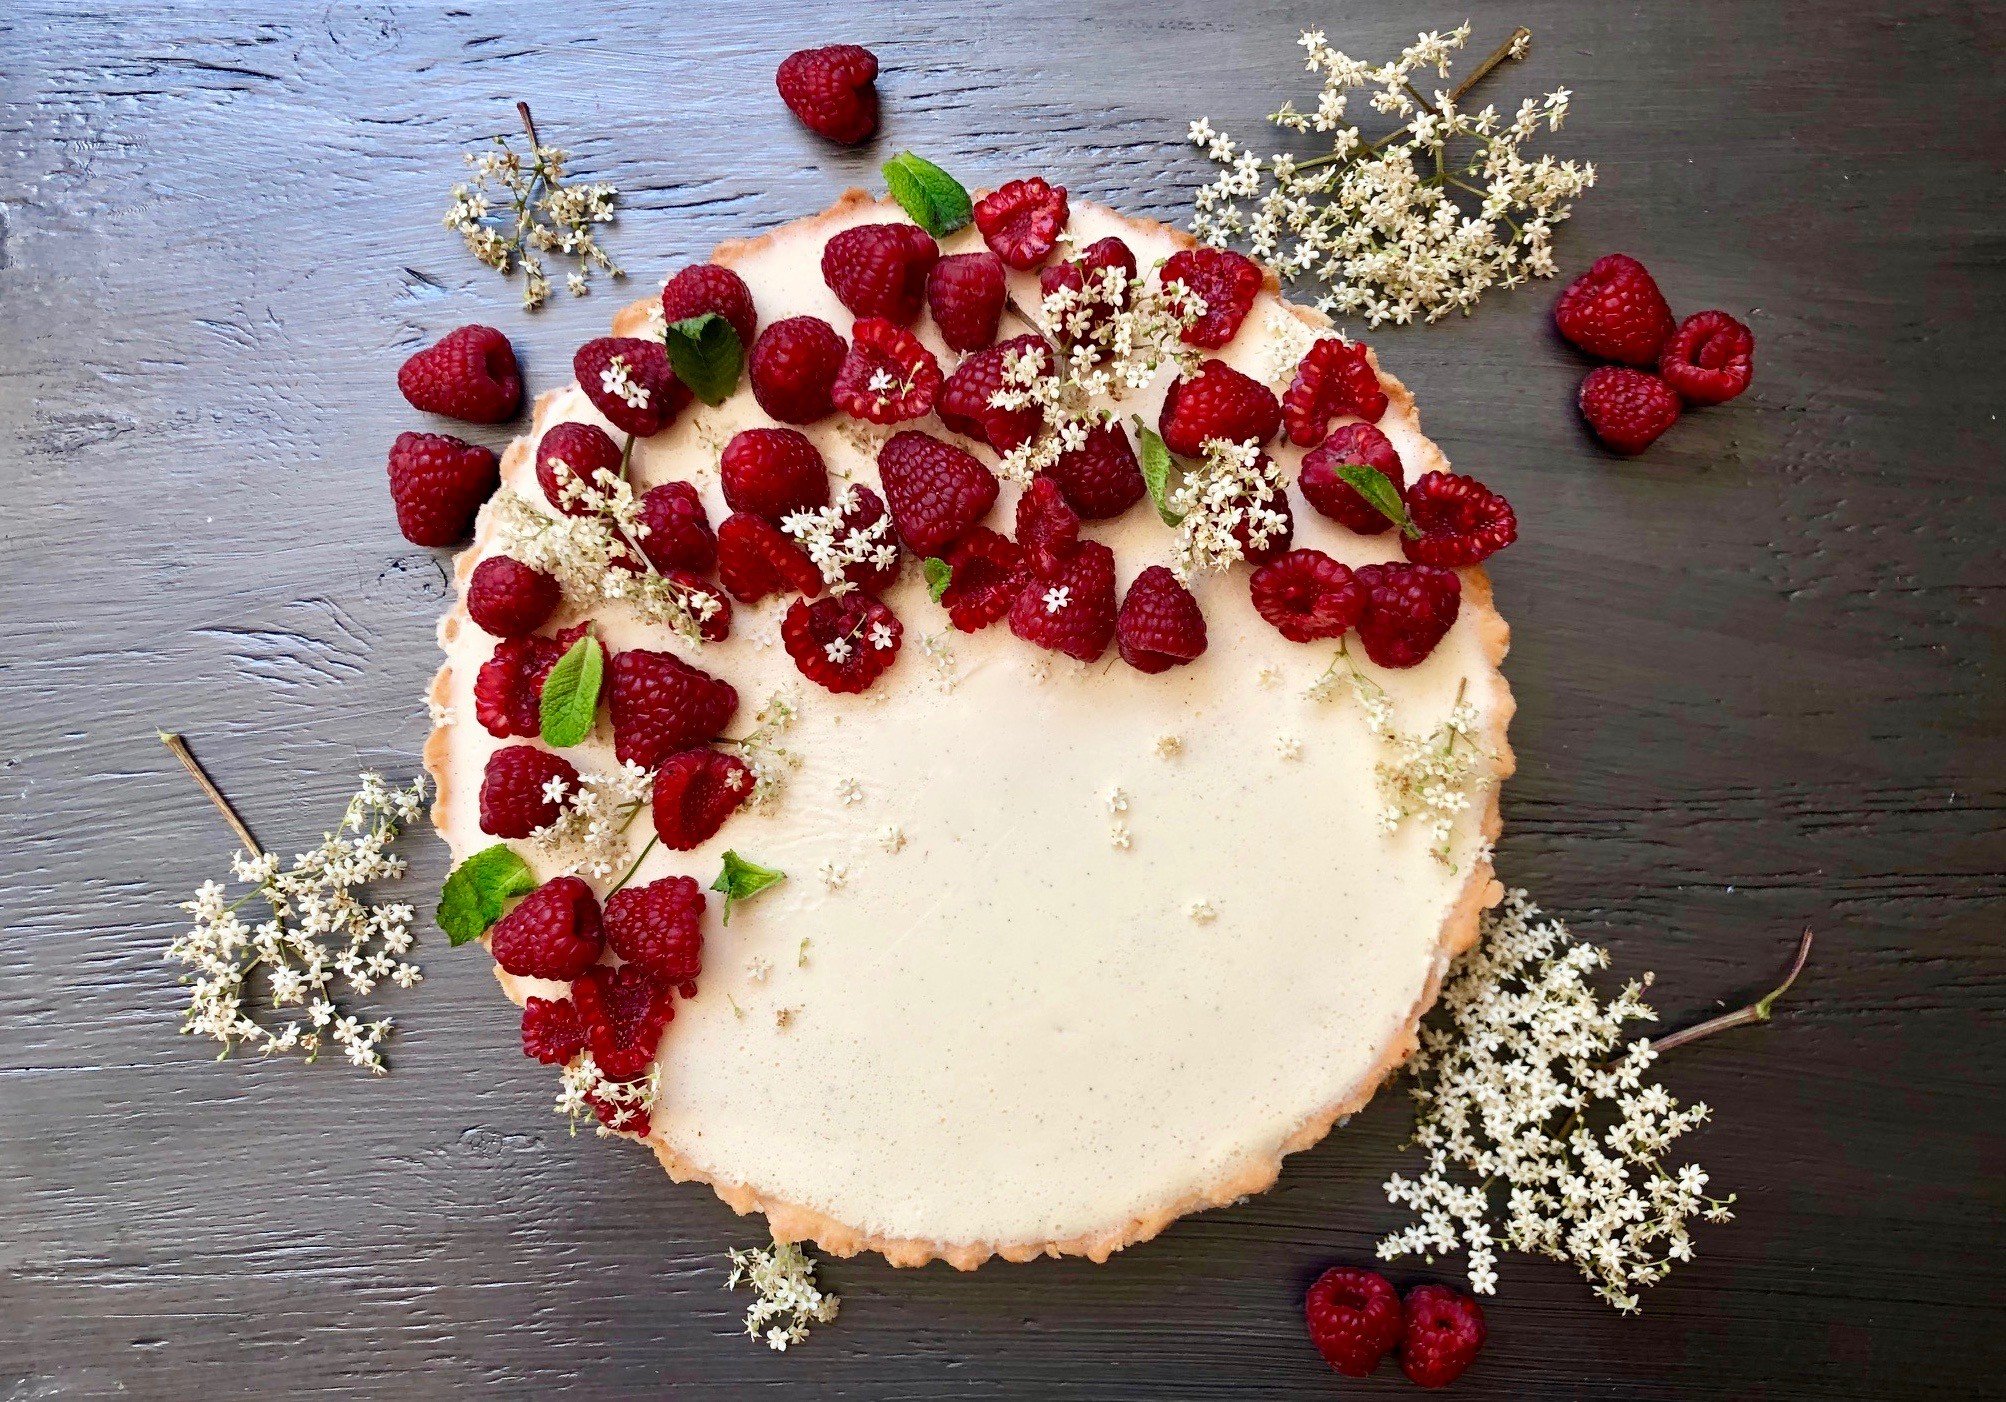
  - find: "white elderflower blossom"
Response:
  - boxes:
[1167,436,1287,582]
[780,484,900,596]
[443,109,621,309]
[599,356,649,410]
[726,1237,840,1351]
[554,1052,658,1137]
[716,690,802,812]
[528,760,654,880]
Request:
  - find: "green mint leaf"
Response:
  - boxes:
[1334,463,1419,538]
[663,312,744,406]
[710,849,786,926]
[882,152,972,238]
[922,556,953,604]
[539,633,604,748]
[1134,418,1184,525]
[438,843,537,945]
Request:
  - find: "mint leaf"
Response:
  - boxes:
[540,633,603,748]
[710,850,785,925]
[882,152,972,238]
[922,556,953,604]
[438,843,536,945]
[1334,463,1419,538]
[1134,418,1183,525]
[663,312,744,406]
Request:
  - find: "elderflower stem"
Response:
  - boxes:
[1648,929,1815,1056]
[608,834,660,897]
[158,731,264,858]
[1291,28,1532,177]
[1449,28,1532,105]
[515,100,541,151]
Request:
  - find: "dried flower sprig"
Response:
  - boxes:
[726,1236,841,1351]
[444,102,622,309]
[1190,25,1595,325]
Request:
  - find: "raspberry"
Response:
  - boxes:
[974,177,1068,269]
[878,430,999,555]
[604,875,706,986]
[1299,423,1405,534]
[665,568,733,643]
[821,223,939,324]
[520,995,586,1065]
[652,747,754,850]
[473,622,589,739]
[1355,562,1461,668]
[1250,549,1365,643]
[1039,236,1137,341]
[783,592,903,693]
[660,262,757,346]
[926,251,1006,352]
[721,427,831,521]
[1157,359,1281,458]
[1402,472,1518,567]
[1553,253,1675,366]
[1578,365,1682,455]
[826,483,902,593]
[1045,421,1144,520]
[1014,475,1080,576]
[1399,1284,1486,1389]
[749,316,847,423]
[574,337,690,437]
[831,317,941,424]
[635,481,716,575]
[1233,478,1294,564]
[938,527,1027,632]
[1162,247,1264,349]
[607,648,739,770]
[1659,309,1754,406]
[573,963,675,1081]
[1009,539,1116,662]
[397,324,521,423]
[478,745,579,838]
[1116,565,1207,674]
[488,875,603,981]
[1303,1266,1403,1377]
[536,421,623,518]
[385,431,497,547]
[775,44,879,145]
[466,556,560,638]
[716,510,824,603]
[1283,337,1389,447]
[936,334,1047,452]
[587,1088,652,1136]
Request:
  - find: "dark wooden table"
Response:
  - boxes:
[4,1,2000,1396]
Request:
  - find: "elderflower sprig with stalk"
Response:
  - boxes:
[527,759,655,881]
[727,1236,840,1351]
[443,102,622,309]
[715,690,803,812]
[1166,436,1289,583]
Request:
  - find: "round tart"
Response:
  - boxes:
[427,190,1512,1268]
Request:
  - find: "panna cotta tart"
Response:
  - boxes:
[426,186,1515,1269]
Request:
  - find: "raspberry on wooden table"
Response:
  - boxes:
[635,480,716,575]
[775,44,880,145]
[936,334,1048,452]
[1250,549,1365,643]
[1659,309,1755,405]
[1355,562,1461,669]
[386,430,497,546]
[466,555,560,638]
[1553,253,1676,366]
[1157,359,1281,458]
[397,324,521,423]
[831,317,942,424]
[1303,1266,1403,1377]
[1578,365,1682,454]
[1045,420,1145,520]
[536,420,624,518]
[821,223,939,324]
[605,875,706,986]
[573,963,675,1081]
[1116,566,1207,674]
[1399,1283,1487,1389]
[478,745,579,839]
[574,337,689,437]
[660,262,757,346]
[473,623,590,738]
[927,250,1007,352]
[1008,538,1117,662]
[783,592,904,693]
[1402,472,1518,568]
[488,875,603,981]
[878,430,999,556]
[939,527,1028,632]
[721,427,831,522]
[716,510,824,603]
[1162,246,1264,349]
[607,648,739,770]
[1014,475,1080,576]
[974,177,1068,269]
[1299,423,1405,534]
[1282,336,1388,447]
[520,995,586,1065]
[651,747,754,850]
[749,316,847,423]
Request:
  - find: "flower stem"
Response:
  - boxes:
[1449,28,1532,105]
[1649,929,1815,1056]
[516,100,542,152]
[608,834,659,896]
[159,731,265,858]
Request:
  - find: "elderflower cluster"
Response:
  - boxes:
[781,484,900,596]
[528,760,655,880]
[726,1237,840,1351]
[1189,25,1594,325]
[1166,436,1287,582]
[718,689,801,811]
[1380,889,1734,1311]
[444,130,621,308]
[165,774,426,1074]
[553,1051,658,1137]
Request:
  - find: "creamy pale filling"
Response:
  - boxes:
[431,199,1506,1252]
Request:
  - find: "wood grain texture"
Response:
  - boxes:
[1,0,2000,1397]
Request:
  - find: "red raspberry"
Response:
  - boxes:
[488,875,603,981]
[520,995,586,1065]
[831,317,941,424]
[1014,475,1080,576]
[716,510,823,603]
[660,262,757,346]
[386,431,497,547]
[1116,565,1207,674]
[1578,365,1682,455]
[607,648,739,770]
[822,223,939,324]
[397,324,521,423]
[636,481,716,574]
[1009,539,1117,662]
[1039,236,1138,342]
[783,592,903,693]
[536,420,623,517]
[927,251,1006,352]
[1659,309,1754,405]
[721,427,831,521]
[1283,337,1389,447]
[1250,549,1365,643]
[878,430,999,555]
[1162,247,1264,349]
[974,177,1068,269]
[1355,562,1461,668]
[573,963,675,1081]
[651,747,754,850]
[575,337,690,437]
[1299,423,1405,534]
[823,483,902,593]
[1399,1284,1487,1389]
[1403,472,1518,567]
[1303,1266,1403,1377]
[775,44,879,145]
[1553,253,1675,366]
[466,556,560,638]
[938,527,1028,632]
[587,1088,652,1136]
[1158,360,1281,458]
[604,875,706,986]
[936,334,1048,452]
[1045,421,1144,520]
[473,622,590,739]
[664,568,733,643]
[749,316,847,423]
[1233,476,1294,564]
[478,745,579,838]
